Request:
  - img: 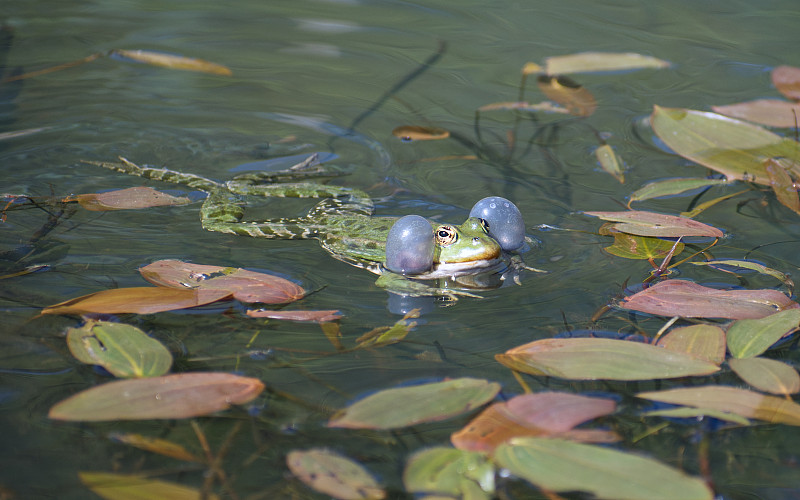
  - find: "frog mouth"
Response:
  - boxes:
[417,257,504,279]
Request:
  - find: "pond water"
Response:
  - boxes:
[2,0,800,498]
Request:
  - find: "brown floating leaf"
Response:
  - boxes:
[74,186,190,211]
[729,357,800,395]
[110,49,232,76]
[109,432,202,462]
[80,471,219,500]
[246,309,342,323]
[772,65,800,101]
[521,62,542,75]
[451,392,617,452]
[42,287,230,316]
[712,99,800,128]
[392,125,450,141]
[622,280,798,319]
[287,449,385,500]
[765,158,800,214]
[657,324,726,365]
[637,385,800,426]
[536,75,596,117]
[544,52,670,75]
[140,259,305,304]
[49,372,264,421]
[584,210,723,237]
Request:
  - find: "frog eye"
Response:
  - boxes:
[435,225,458,246]
[384,215,434,275]
[469,196,525,251]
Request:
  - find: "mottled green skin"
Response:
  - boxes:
[90,158,505,296]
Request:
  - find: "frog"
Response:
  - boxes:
[87,154,532,300]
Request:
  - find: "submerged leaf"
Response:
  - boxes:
[642,407,750,426]
[726,309,800,358]
[79,471,219,500]
[584,210,723,237]
[109,49,232,76]
[595,144,624,183]
[637,385,800,426]
[657,324,726,365]
[246,309,342,323]
[772,65,800,101]
[109,432,202,462]
[691,259,793,291]
[729,357,800,395]
[536,75,596,116]
[42,287,231,316]
[392,126,450,141]
[404,447,494,500]
[74,186,190,211]
[328,378,500,430]
[287,449,385,500]
[49,372,264,421]
[477,101,569,114]
[355,309,419,348]
[495,337,719,380]
[622,280,798,319]
[66,320,172,378]
[650,106,799,185]
[494,438,713,500]
[711,99,800,128]
[140,259,305,304]
[544,52,670,75]
[628,178,730,205]
[602,232,684,260]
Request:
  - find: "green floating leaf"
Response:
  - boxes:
[286,448,385,500]
[629,178,730,205]
[650,106,800,185]
[729,357,800,395]
[584,210,723,237]
[595,144,624,183]
[49,372,264,421]
[637,385,800,425]
[328,378,501,430]
[66,320,172,378]
[727,309,800,358]
[712,99,800,128]
[75,186,190,211]
[765,157,800,215]
[692,259,794,292]
[495,338,719,380]
[642,407,750,426]
[79,471,219,500]
[657,324,726,365]
[622,280,799,320]
[404,447,494,500]
[544,52,670,75]
[493,437,713,500]
[602,232,684,260]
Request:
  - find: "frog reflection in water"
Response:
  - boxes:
[93,156,532,299]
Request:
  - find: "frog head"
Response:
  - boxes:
[430,217,502,275]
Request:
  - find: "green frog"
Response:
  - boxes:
[87,155,531,299]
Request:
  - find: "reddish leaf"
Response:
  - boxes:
[772,65,800,101]
[140,259,305,304]
[622,280,799,319]
[584,210,723,238]
[451,392,617,452]
[711,99,800,128]
[49,372,264,421]
[75,186,190,211]
[246,309,343,323]
[41,287,230,315]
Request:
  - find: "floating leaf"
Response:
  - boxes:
[403,447,494,500]
[602,232,684,260]
[287,449,385,500]
[79,471,219,500]
[42,287,231,316]
[772,65,800,101]
[109,432,202,462]
[140,259,304,304]
[477,101,569,114]
[637,385,800,426]
[391,126,450,141]
[595,144,624,183]
[765,157,800,214]
[650,106,799,185]
[726,309,800,358]
[495,338,719,380]
[536,75,596,116]
[494,438,713,500]
[584,210,723,238]
[657,324,726,365]
[628,178,730,205]
[109,49,232,76]
[642,407,750,426]
[451,392,617,452]
[246,309,342,323]
[711,99,800,128]
[621,280,798,319]
[544,52,670,75]
[49,372,264,421]
[729,357,800,395]
[691,259,793,292]
[327,378,500,430]
[74,187,190,211]
[66,320,172,378]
